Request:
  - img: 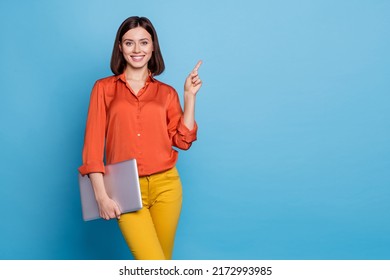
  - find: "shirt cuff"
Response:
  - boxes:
[78,161,105,176]
[177,117,198,143]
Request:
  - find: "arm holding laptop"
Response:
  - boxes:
[89,172,121,220]
[78,80,121,221]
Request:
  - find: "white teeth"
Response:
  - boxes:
[131,56,144,62]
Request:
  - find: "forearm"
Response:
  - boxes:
[183,92,196,130]
[89,172,108,202]
[88,172,121,220]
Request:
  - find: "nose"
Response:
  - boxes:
[134,43,140,53]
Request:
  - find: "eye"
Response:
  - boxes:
[140,41,149,46]
[124,41,133,47]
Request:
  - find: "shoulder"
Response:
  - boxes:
[91,75,119,96]
[88,75,118,101]
[94,75,118,87]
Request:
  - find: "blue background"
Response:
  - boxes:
[1,0,389,259]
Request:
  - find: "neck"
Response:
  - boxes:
[124,67,149,82]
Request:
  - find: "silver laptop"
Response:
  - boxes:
[78,159,143,221]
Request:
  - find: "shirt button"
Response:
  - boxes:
[137,133,141,137]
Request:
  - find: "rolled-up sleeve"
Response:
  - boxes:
[167,89,198,150]
[176,117,198,144]
[78,81,106,176]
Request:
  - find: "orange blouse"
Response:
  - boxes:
[78,73,198,176]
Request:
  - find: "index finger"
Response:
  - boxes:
[193,60,202,72]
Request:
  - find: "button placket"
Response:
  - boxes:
[135,99,143,159]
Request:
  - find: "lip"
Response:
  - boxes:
[130,55,145,62]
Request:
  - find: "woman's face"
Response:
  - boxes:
[120,26,154,72]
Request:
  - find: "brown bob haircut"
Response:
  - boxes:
[110,16,165,76]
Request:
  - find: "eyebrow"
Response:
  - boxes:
[123,38,150,42]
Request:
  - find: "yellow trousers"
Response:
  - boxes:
[117,167,183,260]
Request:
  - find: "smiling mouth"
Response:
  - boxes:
[131,55,145,62]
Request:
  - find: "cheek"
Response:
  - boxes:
[121,45,129,53]
[146,46,154,54]
[142,43,153,52]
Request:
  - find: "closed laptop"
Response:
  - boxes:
[78,159,143,221]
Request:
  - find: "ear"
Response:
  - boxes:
[118,42,122,52]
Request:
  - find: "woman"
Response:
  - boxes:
[78,16,202,260]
